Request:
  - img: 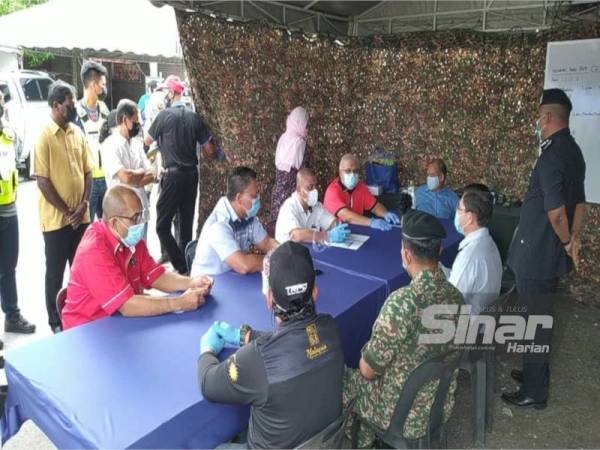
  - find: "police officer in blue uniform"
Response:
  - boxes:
[198,242,345,448]
[503,88,587,409]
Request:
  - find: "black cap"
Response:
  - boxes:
[268,242,315,312]
[401,210,447,241]
[540,88,572,113]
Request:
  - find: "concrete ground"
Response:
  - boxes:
[2,179,599,449]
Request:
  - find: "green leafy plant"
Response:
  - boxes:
[22,49,53,68]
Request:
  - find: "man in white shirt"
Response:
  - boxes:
[191,167,278,276]
[275,168,350,244]
[446,186,502,315]
[102,100,154,238]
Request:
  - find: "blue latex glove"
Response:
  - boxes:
[200,325,225,355]
[327,223,351,243]
[383,211,400,225]
[370,218,392,231]
[212,321,241,346]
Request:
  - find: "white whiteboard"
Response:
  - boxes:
[545,39,600,204]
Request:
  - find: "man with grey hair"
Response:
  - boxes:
[323,153,399,231]
[62,185,212,330]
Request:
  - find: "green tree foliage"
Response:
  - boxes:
[0,0,47,16]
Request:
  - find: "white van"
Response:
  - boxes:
[0,70,53,176]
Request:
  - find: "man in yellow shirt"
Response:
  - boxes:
[33,80,93,333]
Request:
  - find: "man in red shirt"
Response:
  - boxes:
[323,154,399,231]
[62,185,212,330]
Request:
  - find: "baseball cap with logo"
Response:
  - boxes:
[158,75,185,95]
[268,241,315,313]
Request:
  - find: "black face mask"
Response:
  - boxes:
[64,104,77,123]
[129,122,141,138]
[98,86,107,102]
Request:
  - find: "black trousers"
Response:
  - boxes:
[156,168,198,274]
[0,215,20,319]
[43,224,87,329]
[515,275,558,402]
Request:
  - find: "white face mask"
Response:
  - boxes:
[306,189,318,207]
[427,176,440,191]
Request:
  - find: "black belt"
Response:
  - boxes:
[164,165,197,173]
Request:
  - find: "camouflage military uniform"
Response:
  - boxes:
[343,268,463,447]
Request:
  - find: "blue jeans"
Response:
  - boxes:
[0,215,20,318]
[90,178,107,221]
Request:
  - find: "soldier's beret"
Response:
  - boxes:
[401,210,447,241]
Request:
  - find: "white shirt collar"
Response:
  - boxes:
[292,192,310,214]
[223,197,242,222]
[459,227,489,251]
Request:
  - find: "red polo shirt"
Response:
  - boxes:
[323,178,377,218]
[62,221,166,330]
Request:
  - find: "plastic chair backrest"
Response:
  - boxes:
[185,239,198,273]
[489,210,519,265]
[382,350,461,447]
[56,287,68,321]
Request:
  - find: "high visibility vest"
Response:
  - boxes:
[0,128,18,206]
[76,99,109,179]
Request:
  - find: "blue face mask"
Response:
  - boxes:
[119,220,145,248]
[342,172,359,190]
[427,176,440,191]
[245,196,261,219]
[454,210,464,235]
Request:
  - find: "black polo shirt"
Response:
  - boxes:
[147,102,211,169]
[508,128,586,280]
[198,314,344,449]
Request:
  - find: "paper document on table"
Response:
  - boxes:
[329,234,369,251]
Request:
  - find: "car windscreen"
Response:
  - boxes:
[20,77,53,102]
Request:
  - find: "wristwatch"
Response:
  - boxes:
[239,324,252,346]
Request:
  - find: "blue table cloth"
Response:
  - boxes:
[1,262,387,449]
[310,218,463,294]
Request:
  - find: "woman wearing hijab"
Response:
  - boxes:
[268,107,309,233]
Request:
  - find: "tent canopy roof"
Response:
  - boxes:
[151,0,600,36]
[0,0,182,62]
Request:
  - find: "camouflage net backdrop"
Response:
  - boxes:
[176,12,599,303]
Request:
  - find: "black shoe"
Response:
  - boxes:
[0,339,3,351]
[5,314,36,334]
[52,325,62,334]
[501,391,547,409]
[511,369,524,383]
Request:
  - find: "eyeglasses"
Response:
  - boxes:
[114,212,144,225]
